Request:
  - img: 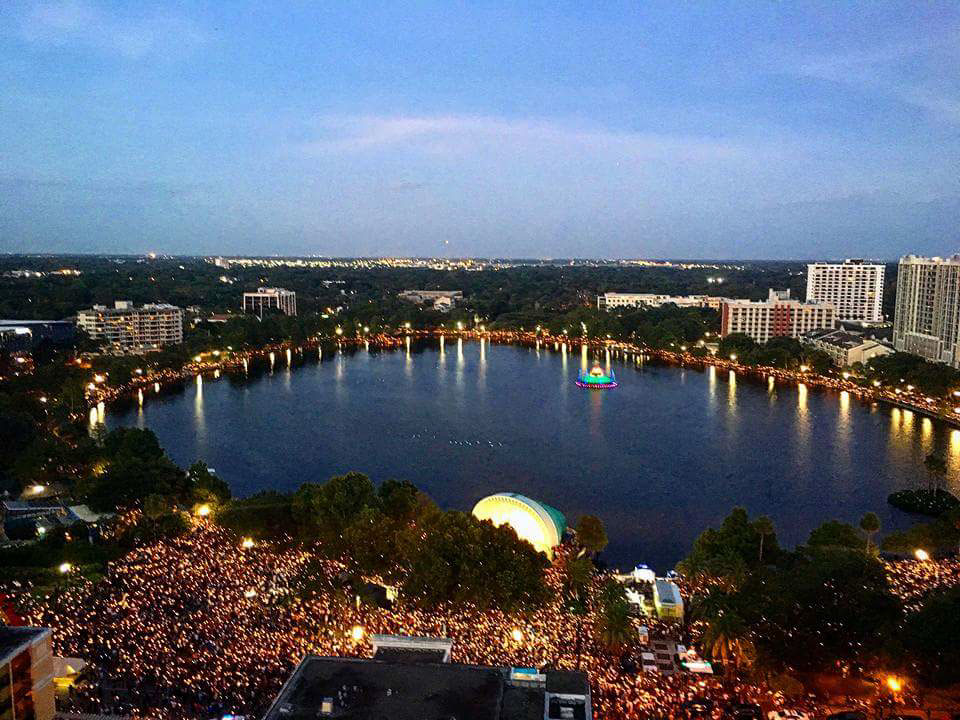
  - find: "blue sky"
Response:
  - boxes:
[1,1,958,259]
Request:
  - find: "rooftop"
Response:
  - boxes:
[263,656,505,720]
[0,626,50,665]
[263,655,589,720]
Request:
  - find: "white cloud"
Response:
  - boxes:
[795,35,960,125]
[296,114,746,163]
[19,0,205,60]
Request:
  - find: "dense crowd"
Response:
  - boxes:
[883,557,960,612]
[6,524,797,720]
[8,525,960,720]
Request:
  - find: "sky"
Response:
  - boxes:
[1,1,959,259]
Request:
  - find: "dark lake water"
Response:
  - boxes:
[104,340,960,570]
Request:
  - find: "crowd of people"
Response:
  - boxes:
[6,524,960,720]
[884,557,960,612]
[2,524,784,719]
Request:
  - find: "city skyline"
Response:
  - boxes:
[1,1,959,259]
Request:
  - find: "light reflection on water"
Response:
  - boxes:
[105,341,959,570]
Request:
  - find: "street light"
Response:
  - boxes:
[799,365,809,373]
[886,675,902,693]
[58,562,72,574]
[914,548,930,562]
[241,538,255,549]
[511,628,524,643]
[351,625,365,642]
[729,353,737,361]
[195,504,211,518]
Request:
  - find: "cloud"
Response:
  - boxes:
[794,35,960,125]
[295,114,746,163]
[19,0,205,60]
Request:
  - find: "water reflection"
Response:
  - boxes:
[108,343,960,569]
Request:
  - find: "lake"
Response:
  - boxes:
[105,340,960,570]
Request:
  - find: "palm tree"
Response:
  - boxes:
[563,554,594,669]
[593,579,636,653]
[859,512,881,555]
[693,591,756,680]
[754,515,774,564]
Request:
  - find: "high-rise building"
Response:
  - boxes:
[893,255,960,366]
[805,259,885,323]
[242,287,297,317]
[1,626,56,720]
[76,301,183,353]
[720,289,836,343]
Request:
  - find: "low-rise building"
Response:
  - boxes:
[399,290,464,308]
[720,289,836,343]
[263,634,592,720]
[0,320,76,351]
[0,625,56,720]
[242,287,297,317]
[804,328,894,367]
[597,293,730,311]
[76,301,183,353]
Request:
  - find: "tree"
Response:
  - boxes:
[377,478,420,522]
[859,512,881,555]
[143,493,168,520]
[753,547,901,672]
[188,461,231,504]
[677,507,778,586]
[902,587,960,686]
[576,515,608,556]
[807,520,863,550]
[401,511,550,611]
[693,590,756,679]
[291,472,378,544]
[593,578,636,653]
[754,515,774,564]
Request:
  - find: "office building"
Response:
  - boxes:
[242,287,297,317]
[76,301,183,353]
[597,293,730,311]
[1,626,56,720]
[804,329,893,367]
[720,290,836,343]
[263,634,591,720]
[893,255,960,366]
[805,259,884,323]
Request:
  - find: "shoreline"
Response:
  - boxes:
[84,329,960,430]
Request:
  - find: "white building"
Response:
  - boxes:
[77,301,183,353]
[398,290,463,307]
[242,287,297,317]
[597,293,730,311]
[1,626,56,720]
[720,289,836,343]
[804,329,893,367]
[806,259,885,323]
[893,255,960,366]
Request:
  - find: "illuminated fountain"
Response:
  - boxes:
[575,362,618,389]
